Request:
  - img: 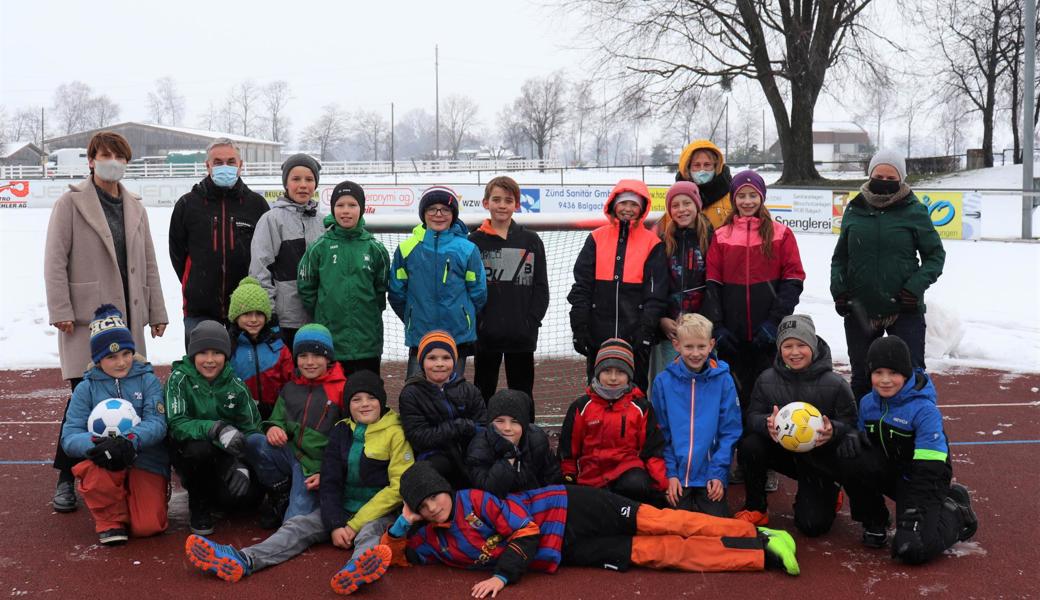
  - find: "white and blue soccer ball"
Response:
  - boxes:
[88,398,141,437]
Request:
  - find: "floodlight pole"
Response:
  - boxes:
[1023,0,1036,238]
[435,45,440,161]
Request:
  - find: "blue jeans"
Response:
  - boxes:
[844,312,926,402]
[648,341,679,396]
[246,435,319,522]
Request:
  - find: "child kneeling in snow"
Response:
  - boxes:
[61,305,169,546]
[378,462,801,599]
[185,370,415,595]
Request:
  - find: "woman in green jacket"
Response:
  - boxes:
[830,150,946,401]
[297,181,390,376]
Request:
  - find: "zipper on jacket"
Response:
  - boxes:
[252,340,263,403]
[211,215,219,251]
[230,216,236,251]
[220,202,228,318]
[298,387,314,451]
[683,379,695,486]
[745,219,753,341]
[620,413,627,438]
[879,399,889,458]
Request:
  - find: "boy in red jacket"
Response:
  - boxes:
[559,339,668,505]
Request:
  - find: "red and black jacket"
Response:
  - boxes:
[703,216,805,341]
[567,181,668,351]
[169,177,269,321]
[558,386,668,490]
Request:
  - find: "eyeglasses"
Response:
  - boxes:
[425,206,453,216]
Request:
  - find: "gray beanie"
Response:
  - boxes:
[867,149,907,181]
[776,314,818,359]
[187,320,231,358]
[281,153,321,189]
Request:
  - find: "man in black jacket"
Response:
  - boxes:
[169,138,269,346]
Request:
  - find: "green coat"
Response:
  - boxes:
[830,192,946,319]
[165,357,262,442]
[297,216,390,361]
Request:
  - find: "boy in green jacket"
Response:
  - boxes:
[166,320,264,535]
[297,181,390,376]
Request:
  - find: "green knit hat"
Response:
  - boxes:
[228,276,272,322]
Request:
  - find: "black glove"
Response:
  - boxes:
[834,293,851,317]
[714,326,738,357]
[837,430,872,459]
[753,321,778,349]
[452,418,476,439]
[106,436,138,471]
[86,436,122,470]
[897,289,918,313]
[209,420,246,458]
[572,331,591,356]
[492,433,518,459]
[224,461,252,498]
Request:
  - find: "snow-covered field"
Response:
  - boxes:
[1,207,1037,373]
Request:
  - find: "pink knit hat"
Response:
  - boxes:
[666,181,703,213]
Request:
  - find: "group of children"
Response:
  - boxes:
[56,154,978,595]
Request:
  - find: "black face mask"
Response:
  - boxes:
[868,177,901,195]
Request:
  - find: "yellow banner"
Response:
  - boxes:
[649,186,669,212]
[831,190,963,239]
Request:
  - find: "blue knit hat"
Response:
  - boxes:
[89,304,134,363]
[293,323,335,361]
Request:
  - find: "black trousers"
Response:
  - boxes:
[561,484,641,570]
[844,312,926,401]
[53,377,84,476]
[674,486,731,518]
[717,341,774,416]
[420,453,470,490]
[280,327,299,350]
[739,432,842,537]
[338,357,382,377]
[473,351,536,419]
[607,467,666,508]
[169,439,263,514]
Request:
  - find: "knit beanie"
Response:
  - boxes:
[729,169,767,201]
[776,314,818,359]
[330,180,366,214]
[606,179,651,217]
[417,330,457,367]
[594,338,636,381]
[281,153,321,189]
[187,320,231,358]
[89,304,135,363]
[488,389,532,431]
[418,186,460,224]
[666,181,703,212]
[343,369,388,414]
[399,462,453,512]
[293,323,335,361]
[868,149,907,181]
[867,335,914,380]
[227,276,272,322]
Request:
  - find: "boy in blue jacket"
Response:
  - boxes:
[388,186,487,378]
[838,336,977,563]
[651,313,741,517]
[60,305,169,545]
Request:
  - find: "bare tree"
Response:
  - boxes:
[933,93,970,155]
[853,67,897,150]
[0,107,8,147]
[228,80,261,137]
[920,0,1014,168]
[9,108,45,145]
[568,80,597,165]
[513,72,568,159]
[568,0,879,182]
[87,95,120,129]
[440,95,480,159]
[496,105,527,158]
[353,110,389,161]
[902,94,928,158]
[53,81,94,134]
[263,80,292,143]
[395,108,435,158]
[997,2,1040,163]
[302,105,348,161]
[198,101,222,131]
[147,77,186,126]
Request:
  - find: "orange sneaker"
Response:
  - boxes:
[733,509,769,526]
[330,544,392,595]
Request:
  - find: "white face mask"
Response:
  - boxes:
[94,159,126,182]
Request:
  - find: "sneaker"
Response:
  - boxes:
[946,483,978,541]
[765,470,779,493]
[729,462,744,485]
[862,525,888,548]
[52,480,77,513]
[190,510,215,536]
[98,528,128,546]
[758,527,799,576]
[734,509,770,526]
[185,534,251,583]
[330,545,392,595]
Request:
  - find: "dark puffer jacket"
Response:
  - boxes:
[745,336,858,442]
[398,375,488,463]
[465,425,563,497]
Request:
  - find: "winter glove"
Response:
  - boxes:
[105,436,138,471]
[837,430,872,459]
[452,418,476,440]
[86,436,122,470]
[209,420,246,458]
[572,331,591,356]
[492,433,518,459]
[224,461,252,498]
[834,293,851,317]
[897,289,918,313]
[714,326,738,357]
[753,321,778,349]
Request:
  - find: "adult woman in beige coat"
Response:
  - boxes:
[44,131,169,512]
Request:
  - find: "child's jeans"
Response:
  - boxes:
[72,460,169,536]
[242,509,396,571]
[647,341,680,395]
[246,436,319,521]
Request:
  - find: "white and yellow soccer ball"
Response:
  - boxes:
[774,401,823,453]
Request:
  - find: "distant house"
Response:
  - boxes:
[811,121,871,164]
[44,122,283,163]
[1,141,45,166]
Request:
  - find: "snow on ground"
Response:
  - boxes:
[1,204,1037,373]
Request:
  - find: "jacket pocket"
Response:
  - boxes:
[69,281,100,324]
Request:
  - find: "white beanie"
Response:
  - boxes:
[868,149,907,181]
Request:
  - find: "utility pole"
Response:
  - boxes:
[1023,0,1036,238]
[724,98,729,157]
[435,45,440,160]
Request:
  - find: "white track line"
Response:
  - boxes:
[0,421,62,425]
[938,402,1040,408]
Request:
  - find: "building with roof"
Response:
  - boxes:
[811,121,872,164]
[1,141,45,166]
[44,122,282,163]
